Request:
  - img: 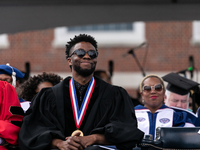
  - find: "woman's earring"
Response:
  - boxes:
[142,99,145,104]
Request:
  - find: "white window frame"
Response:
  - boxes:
[0,34,9,49]
[52,22,146,48]
[191,20,200,46]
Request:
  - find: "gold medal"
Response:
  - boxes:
[71,129,84,136]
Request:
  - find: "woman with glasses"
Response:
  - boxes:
[135,74,195,140]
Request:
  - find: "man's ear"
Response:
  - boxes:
[67,57,72,66]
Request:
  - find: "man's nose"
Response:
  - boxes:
[176,101,182,108]
[83,52,90,59]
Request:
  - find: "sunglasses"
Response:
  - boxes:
[143,84,163,93]
[69,49,98,59]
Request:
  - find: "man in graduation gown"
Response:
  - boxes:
[18,34,144,150]
[163,72,199,111]
[163,72,199,126]
[0,81,24,150]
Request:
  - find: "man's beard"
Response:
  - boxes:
[73,63,96,77]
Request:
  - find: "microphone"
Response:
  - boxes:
[177,66,193,77]
[189,56,194,79]
[122,49,134,57]
[122,42,146,57]
[177,56,194,79]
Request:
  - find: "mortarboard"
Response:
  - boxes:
[0,63,25,87]
[0,64,24,79]
[162,72,199,95]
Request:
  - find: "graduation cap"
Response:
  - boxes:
[0,63,25,87]
[162,72,199,95]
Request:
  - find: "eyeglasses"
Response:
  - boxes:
[69,49,98,59]
[143,84,163,93]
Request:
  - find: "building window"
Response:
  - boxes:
[0,34,9,49]
[52,22,146,48]
[191,20,200,46]
[68,23,133,32]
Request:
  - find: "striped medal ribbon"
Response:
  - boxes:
[69,77,95,135]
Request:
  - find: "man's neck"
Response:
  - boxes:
[72,73,93,85]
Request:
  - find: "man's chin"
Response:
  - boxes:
[78,69,95,77]
[73,65,96,77]
[79,72,93,77]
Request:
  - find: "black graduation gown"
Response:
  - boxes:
[18,77,144,150]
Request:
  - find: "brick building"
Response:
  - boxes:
[0,21,200,98]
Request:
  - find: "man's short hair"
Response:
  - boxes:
[65,34,98,59]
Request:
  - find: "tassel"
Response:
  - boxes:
[12,71,16,87]
[6,63,16,88]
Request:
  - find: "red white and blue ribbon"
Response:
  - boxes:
[69,77,95,129]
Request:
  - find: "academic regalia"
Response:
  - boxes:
[18,97,25,102]
[20,101,31,113]
[0,81,24,150]
[135,104,194,140]
[162,72,199,96]
[195,107,200,126]
[162,72,199,112]
[0,64,25,79]
[19,77,144,150]
[0,64,25,88]
[0,64,28,111]
[170,106,198,126]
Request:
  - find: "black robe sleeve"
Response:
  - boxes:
[18,88,66,150]
[91,85,144,150]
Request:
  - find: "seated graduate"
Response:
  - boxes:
[19,72,63,102]
[162,72,199,126]
[18,34,144,150]
[163,72,199,112]
[0,81,24,150]
[135,74,195,140]
[18,72,63,113]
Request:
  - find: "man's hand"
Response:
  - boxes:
[68,134,96,149]
[52,132,84,150]
[52,133,111,150]
[68,133,111,149]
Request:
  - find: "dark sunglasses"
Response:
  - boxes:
[69,49,98,59]
[143,84,163,93]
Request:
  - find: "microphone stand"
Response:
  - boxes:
[130,50,146,77]
[177,69,187,78]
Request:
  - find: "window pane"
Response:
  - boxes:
[68,23,133,32]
